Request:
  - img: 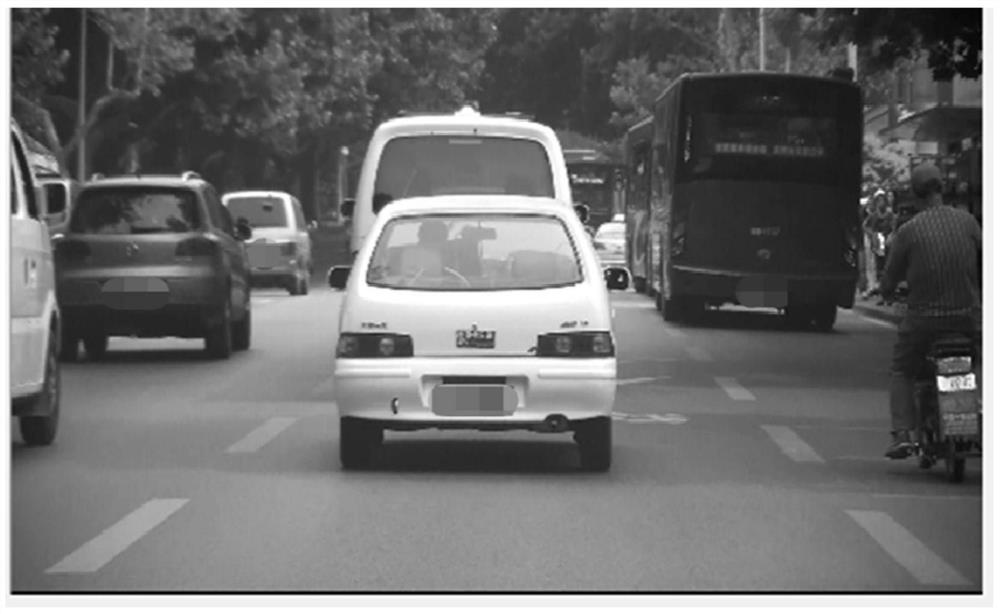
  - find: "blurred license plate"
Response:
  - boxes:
[736,276,787,308]
[100,277,168,310]
[249,244,284,268]
[432,385,513,416]
[937,373,976,392]
[456,328,496,349]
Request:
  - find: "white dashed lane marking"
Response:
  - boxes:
[714,376,755,401]
[617,376,671,386]
[761,425,825,463]
[226,417,298,454]
[46,499,188,574]
[846,510,972,586]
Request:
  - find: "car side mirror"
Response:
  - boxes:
[308,220,319,230]
[328,265,351,290]
[235,220,253,241]
[574,203,590,224]
[43,184,68,215]
[340,198,355,219]
[604,267,630,291]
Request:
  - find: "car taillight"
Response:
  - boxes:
[280,242,297,256]
[175,236,218,259]
[337,333,414,358]
[536,332,615,357]
[593,241,605,250]
[671,222,686,257]
[55,239,91,263]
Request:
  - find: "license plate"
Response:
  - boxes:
[940,411,980,437]
[248,244,285,268]
[937,373,976,392]
[100,278,169,310]
[456,328,496,349]
[101,277,169,293]
[431,385,514,416]
[936,356,973,375]
[736,276,788,308]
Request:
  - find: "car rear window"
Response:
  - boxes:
[372,136,554,212]
[367,213,582,291]
[225,196,289,228]
[71,188,201,234]
[595,224,625,240]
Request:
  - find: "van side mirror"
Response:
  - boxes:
[604,267,630,291]
[574,203,590,224]
[328,265,351,290]
[43,184,68,215]
[235,219,253,241]
[340,198,355,219]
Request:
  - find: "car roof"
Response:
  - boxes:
[375,107,559,142]
[222,190,294,202]
[83,175,206,189]
[376,195,575,219]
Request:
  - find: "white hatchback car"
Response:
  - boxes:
[329,196,628,470]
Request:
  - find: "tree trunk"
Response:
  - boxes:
[298,143,318,222]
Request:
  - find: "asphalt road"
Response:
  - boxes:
[10,279,983,593]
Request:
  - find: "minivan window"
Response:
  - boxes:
[367,214,581,291]
[72,188,201,234]
[226,196,289,227]
[372,136,554,212]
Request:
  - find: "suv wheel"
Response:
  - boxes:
[83,333,108,361]
[340,417,381,469]
[575,416,612,472]
[232,305,251,351]
[20,327,61,446]
[205,300,233,359]
[60,328,79,362]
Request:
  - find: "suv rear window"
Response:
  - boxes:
[367,213,582,291]
[372,136,554,212]
[71,188,201,234]
[225,196,289,227]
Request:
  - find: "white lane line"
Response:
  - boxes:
[685,346,713,362]
[46,499,188,574]
[761,425,825,463]
[612,302,655,309]
[871,493,982,502]
[617,376,671,386]
[793,425,885,432]
[618,358,678,365]
[661,326,685,338]
[714,376,755,401]
[225,417,298,454]
[845,510,972,586]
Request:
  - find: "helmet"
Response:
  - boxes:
[910,163,943,198]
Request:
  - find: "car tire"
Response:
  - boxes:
[20,327,61,446]
[813,302,838,332]
[59,328,79,362]
[576,416,612,472]
[232,305,251,351]
[340,417,380,469]
[205,300,233,359]
[783,303,811,330]
[633,276,646,294]
[82,333,108,361]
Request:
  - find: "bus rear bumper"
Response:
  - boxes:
[670,266,857,309]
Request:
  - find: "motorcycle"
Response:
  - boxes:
[888,292,982,482]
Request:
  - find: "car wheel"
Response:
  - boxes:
[205,300,233,359]
[783,303,811,330]
[299,269,310,295]
[232,305,251,351]
[82,332,108,361]
[59,327,79,362]
[633,276,647,294]
[812,302,838,332]
[20,327,61,446]
[576,416,612,472]
[340,417,381,469]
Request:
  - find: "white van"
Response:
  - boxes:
[338,106,577,260]
[10,120,62,445]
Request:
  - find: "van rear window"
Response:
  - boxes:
[72,188,201,234]
[372,136,554,212]
[225,196,289,228]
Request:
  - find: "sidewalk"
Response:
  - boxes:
[852,292,903,325]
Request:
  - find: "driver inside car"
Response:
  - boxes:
[400,219,451,281]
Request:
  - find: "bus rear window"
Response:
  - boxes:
[372,136,554,212]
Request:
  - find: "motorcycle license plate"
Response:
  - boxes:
[937,373,977,392]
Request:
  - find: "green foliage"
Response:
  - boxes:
[863,134,910,190]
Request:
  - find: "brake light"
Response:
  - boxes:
[55,239,91,263]
[671,222,686,257]
[175,236,218,258]
[280,242,297,256]
[337,333,414,358]
[536,332,615,357]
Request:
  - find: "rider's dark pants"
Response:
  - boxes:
[890,314,980,432]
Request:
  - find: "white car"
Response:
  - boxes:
[11,120,62,445]
[328,196,629,471]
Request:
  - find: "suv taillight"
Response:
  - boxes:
[175,236,219,259]
[337,333,414,358]
[55,239,91,264]
[536,332,615,357]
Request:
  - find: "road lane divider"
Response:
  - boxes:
[714,376,755,401]
[46,499,188,574]
[845,510,972,587]
[761,425,825,463]
[617,376,671,386]
[226,417,298,454]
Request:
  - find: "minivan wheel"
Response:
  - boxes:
[82,333,108,361]
[232,305,251,351]
[340,417,381,469]
[60,328,79,362]
[20,328,61,446]
[576,416,612,472]
[812,302,838,332]
[205,301,233,359]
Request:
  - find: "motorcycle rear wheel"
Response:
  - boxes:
[945,440,966,483]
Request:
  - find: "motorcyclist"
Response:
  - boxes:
[880,163,982,459]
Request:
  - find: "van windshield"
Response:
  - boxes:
[367,213,582,291]
[225,196,288,228]
[372,136,554,213]
[71,188,201,234]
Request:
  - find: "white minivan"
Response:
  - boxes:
[334,106,584,266]
[10,120,62,445]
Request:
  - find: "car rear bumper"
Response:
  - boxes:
[333,356,616,428]
[249,266,298,287]
[670,266,857,308]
